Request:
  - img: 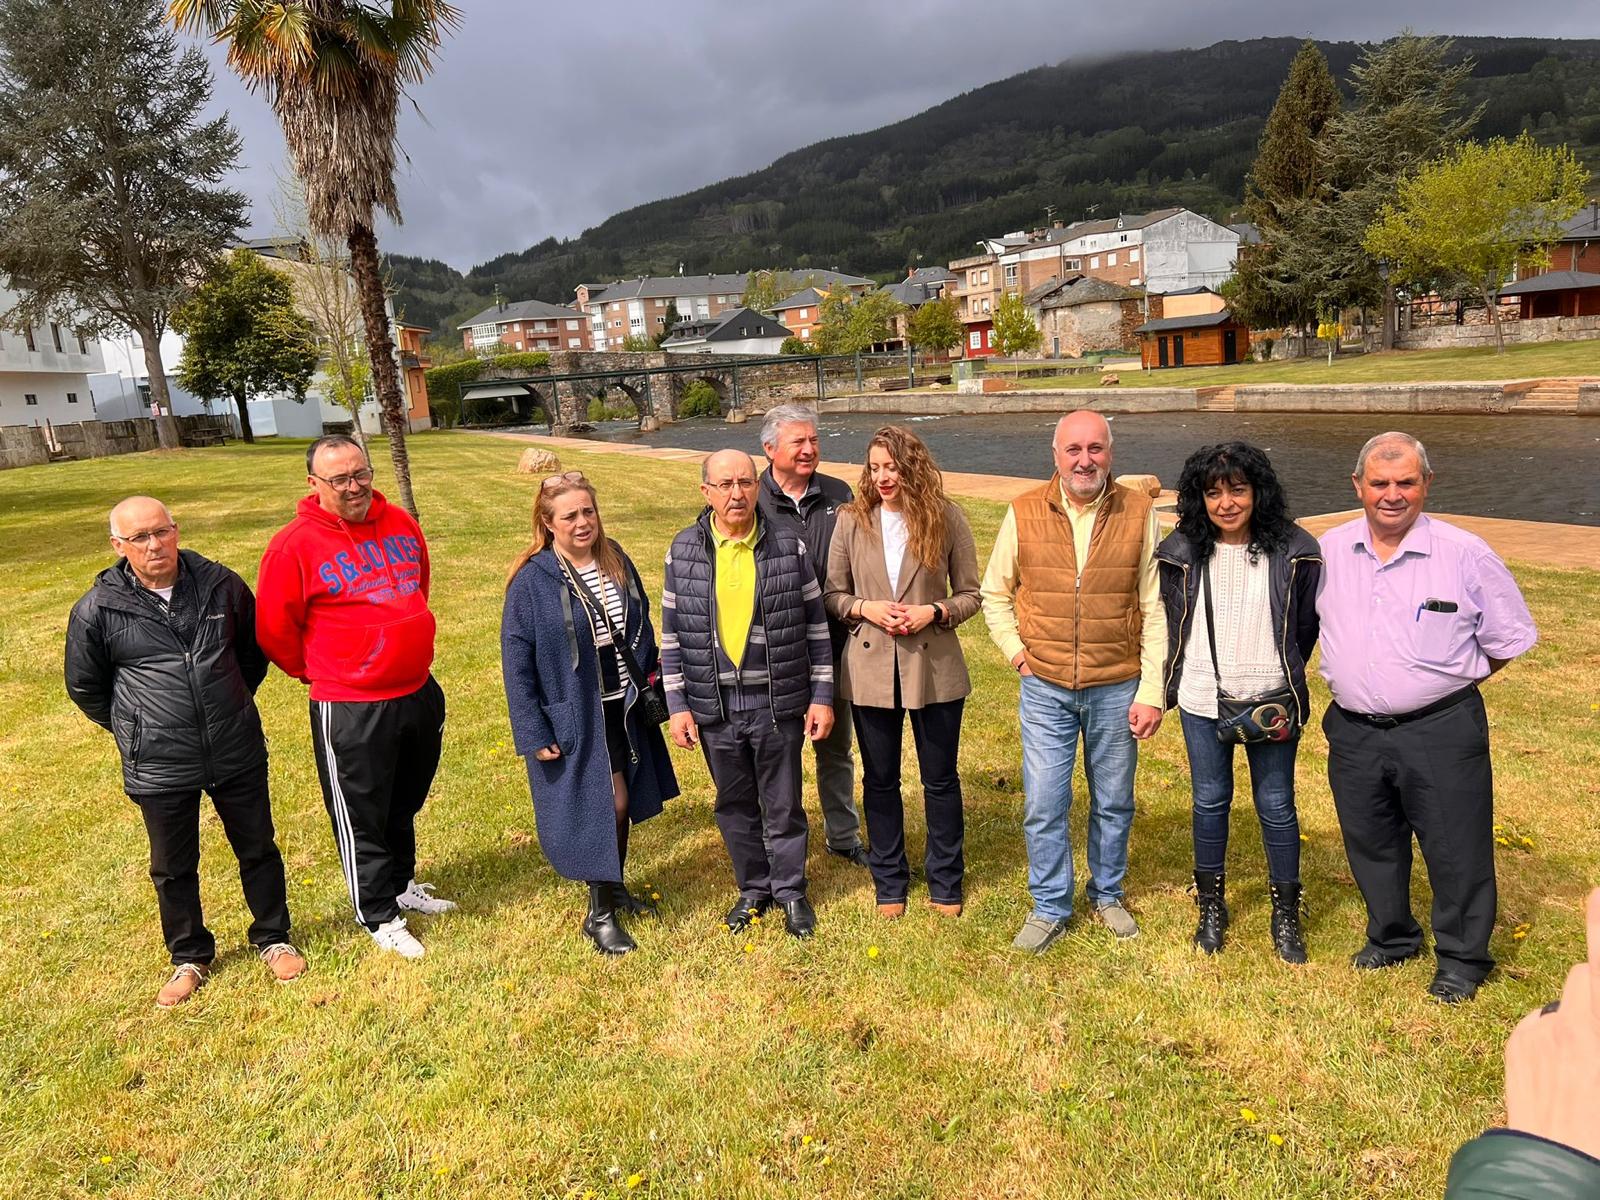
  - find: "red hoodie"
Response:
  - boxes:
[256,490,436,702]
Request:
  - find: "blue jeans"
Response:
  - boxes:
[1179,709,1301,881]
[1018,673,1139,920]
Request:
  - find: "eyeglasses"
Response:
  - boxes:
[311,468,374,490]
[541,471,587,491]
[114,525,176,547]
[705,478,757,494]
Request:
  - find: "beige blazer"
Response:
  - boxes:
[824,500,982,709]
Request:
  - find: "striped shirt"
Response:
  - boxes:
[570,559,628,701]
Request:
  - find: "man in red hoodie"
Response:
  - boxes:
[256,435,455,958]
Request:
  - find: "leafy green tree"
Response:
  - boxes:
[740,269,800,316]
[991,292,1042,367]
[1366,134,1589,352]
[779,336,811,355]
[814,288,904,355]
[173,0,462,517]
[620,333,656,352]
[653,301,681,347]
[0,0,246,440]
[907,295,962,355]
[171,251,320,443]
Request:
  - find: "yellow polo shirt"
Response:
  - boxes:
[711,516,759,669]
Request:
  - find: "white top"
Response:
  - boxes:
[149,584,175,603]
[572,560,628,701]
[881,507,909,595]
[1177,542,1287,719]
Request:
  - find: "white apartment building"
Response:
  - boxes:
[1,287,106,426]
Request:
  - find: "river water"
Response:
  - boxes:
[557,411,1600,525]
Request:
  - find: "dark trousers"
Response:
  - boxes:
[1179,709,1302,881]
[700,707,808,903]
[131,761,289,965]
[310,676,446,929]
[1324,690,1497,982]
[851,694,966,905]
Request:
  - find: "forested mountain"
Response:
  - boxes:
[388,36,1600,337]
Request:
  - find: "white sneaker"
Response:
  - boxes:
[370,916,425,959]
[396,879,458,915]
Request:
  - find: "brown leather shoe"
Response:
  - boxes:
[929,901,964,918]
[260,942,307,983]
[155,962,210,1009]
[877,901,907,919]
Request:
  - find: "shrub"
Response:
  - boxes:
[587,395,636,421]
[780,336,810,355]
[678,379,722,418]
[424,351,550,427]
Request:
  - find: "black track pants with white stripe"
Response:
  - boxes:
[309,676,446,929]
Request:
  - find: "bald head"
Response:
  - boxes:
[1052,409,1114,503]
[700,448,759,537]
[108,496,180,589]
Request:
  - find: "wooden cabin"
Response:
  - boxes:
[1135,309,1250,369]
[1497,270,1600,320]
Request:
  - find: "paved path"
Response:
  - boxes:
[470,429,1600,571]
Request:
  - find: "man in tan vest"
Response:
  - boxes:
[982,410,1167,952]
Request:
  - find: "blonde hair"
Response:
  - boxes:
[843,425,949,571]
[504,474,626,590]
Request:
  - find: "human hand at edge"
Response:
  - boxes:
[805,704,835,741]
[669,711,699,750]
[532,743,561,762]
[1128,702,1163,740]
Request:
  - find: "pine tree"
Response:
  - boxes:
[1245,41,1342,227]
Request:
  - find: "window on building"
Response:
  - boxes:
[979,269,990,285]
[969,331,982,350]
[800,329,810,340]
[25,327,36,352]
[566,320,579,330]
[1130,249,1140,263]
[568,338,580,348]
[1107,253,1117,266]
[67,391,78,403]
[1004,264,1018,286]
[611,302,620,312]
[50,322,63,352]
[797,308,808,319]
[77,331,88,354]
[1090,256,1101,269]
[655,315,666,326]
[1066,258,1081,271]
[25,393,38,405]
[514,341,523,350]
[1119,234,1128,243]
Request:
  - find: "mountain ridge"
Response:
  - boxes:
[389,35,1600,337]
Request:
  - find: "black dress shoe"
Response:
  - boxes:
[1351,944,1422,970]
[781,896,817,939]
[826,844,870,868]
[724,895,771,933]
[1427,969,1480,1004]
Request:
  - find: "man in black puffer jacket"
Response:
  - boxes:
[65,496,304,1009]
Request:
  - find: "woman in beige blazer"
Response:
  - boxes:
[824,425,982,918]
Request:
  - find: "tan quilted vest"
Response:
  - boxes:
[1012,477,1150,689]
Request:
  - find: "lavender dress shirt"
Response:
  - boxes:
[1316,514,1537,716]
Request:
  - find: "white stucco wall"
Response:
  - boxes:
[1141,213,1241,294]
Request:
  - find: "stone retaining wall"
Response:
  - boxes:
[0,415,189,470]
[1396,313,1600,350]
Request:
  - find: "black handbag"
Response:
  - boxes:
[566,560,671,726]
[1200,559,1299,744]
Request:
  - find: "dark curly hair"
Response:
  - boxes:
[1174,441,1298,562]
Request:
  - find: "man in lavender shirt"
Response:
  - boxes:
[1317,431,1537,1004]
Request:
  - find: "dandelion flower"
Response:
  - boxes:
[1240,1107,1258,1122]
[749,915,761,925]
[626,1174,644,1189]
[1298,834,1308,843]
[821,1155,832,1166]
[301,877,313,885]
[100,1155,112,1164]
[1495,836,1510,846]
[651,892,661,901]
[1519,836,1535,849]
[743,943,754,954]
[867,946,880,959]
[1268,1133,1285,1147]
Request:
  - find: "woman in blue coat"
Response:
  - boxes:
[502,472,678,955]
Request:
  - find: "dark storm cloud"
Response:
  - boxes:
[198,0,1599,271]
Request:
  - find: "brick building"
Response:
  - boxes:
[458,299,591,354]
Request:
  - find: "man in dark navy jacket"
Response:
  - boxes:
[66,495,305,1008]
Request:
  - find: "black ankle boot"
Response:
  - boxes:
[582,883,637,956]
[1193,870,1228,955]
[614,883,660,918]
[1269,879,1307,964]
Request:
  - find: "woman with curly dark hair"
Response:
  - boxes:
[1155,442,1322,961]
[824,426,982,919]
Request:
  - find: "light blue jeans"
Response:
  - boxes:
[1018,673,1140,920]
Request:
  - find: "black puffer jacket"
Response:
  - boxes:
[1155,526,1322,725]
[65,550,269,794]
[757,466,853,656]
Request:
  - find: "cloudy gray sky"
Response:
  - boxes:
[196,0,1600,272]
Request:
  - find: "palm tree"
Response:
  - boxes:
[169,0,460,517]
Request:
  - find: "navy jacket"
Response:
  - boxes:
[65,550,269,794]
[1155,526,1322,726]
[757,467,852,657]
[501,545,678,883]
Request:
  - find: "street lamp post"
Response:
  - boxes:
[1377,258,1395,351]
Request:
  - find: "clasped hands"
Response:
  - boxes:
[858,599,936,637]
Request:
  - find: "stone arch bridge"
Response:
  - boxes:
[458,350,839,433]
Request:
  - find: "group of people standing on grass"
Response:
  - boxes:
[66,408,1536,1017]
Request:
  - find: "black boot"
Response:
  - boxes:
[1269,879,1307,964]
[614,884,660,919]
[1193,870,1228,955]
[581,883,637,956]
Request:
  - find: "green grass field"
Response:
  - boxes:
[2,433,1596,1199]
[992,339,1600,390]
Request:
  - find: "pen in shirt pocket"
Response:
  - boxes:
[1415,598,1459,621]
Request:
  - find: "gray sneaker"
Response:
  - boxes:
[1012,914,1070,954]
[1093,901,1140,939]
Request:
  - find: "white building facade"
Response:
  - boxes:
[1,288,106,426]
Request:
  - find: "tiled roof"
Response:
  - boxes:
[1498,269,1600,296]
[457,299,586,329]
[1134,309,1237,334]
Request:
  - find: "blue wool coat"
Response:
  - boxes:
[501,545,678,883]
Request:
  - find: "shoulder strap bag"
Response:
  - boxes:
[565,559,671,727]
[1201,557,1299,744]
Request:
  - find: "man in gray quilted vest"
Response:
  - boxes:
[660,449,836,938]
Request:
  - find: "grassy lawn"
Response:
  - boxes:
[994,338,1600,390]
[2,432,1596,1199]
